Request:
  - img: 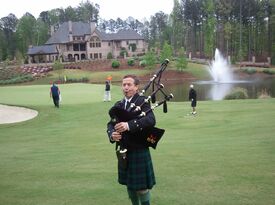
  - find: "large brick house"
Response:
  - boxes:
[27,21,148,63]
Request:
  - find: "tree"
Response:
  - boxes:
[271,0,275,64]
[144,51,157,70]
[148,12,169,49]
[160,41,173,63]
[16,13,37,58]
[176,47,188,71]
[36,19,50,45]
[53,60,64,80]
[202,0,216,59]
[171,0,185,54]
[76,0,99,22]
[0,14,18,60]
[0,29,6,60]
[182,0,203,55]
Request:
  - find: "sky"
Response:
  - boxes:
[0,0,174,21]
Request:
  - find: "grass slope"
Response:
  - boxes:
[0,84,274,205]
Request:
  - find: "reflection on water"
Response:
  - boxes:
[196,80,254,100]
[209,83,233,100]
[161,77,275,102]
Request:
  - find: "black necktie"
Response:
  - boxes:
[125,100,130,110]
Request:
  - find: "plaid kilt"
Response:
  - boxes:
[118,148,156,190]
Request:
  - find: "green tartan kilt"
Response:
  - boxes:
[118,148,156,190]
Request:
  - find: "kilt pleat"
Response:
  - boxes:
[118,148,156,190]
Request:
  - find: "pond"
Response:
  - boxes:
[161,48,275,102]
[162,76,275,102]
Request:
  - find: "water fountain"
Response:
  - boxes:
[194,48,236,100]
[207,48,234,100]
[209,48,234,83]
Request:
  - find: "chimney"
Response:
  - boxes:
[68,21,73,41]
[90,20,96,34]
[68,21,72,33]
[50,25,54,36]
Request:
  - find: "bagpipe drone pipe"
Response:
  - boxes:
[108,59,174,150]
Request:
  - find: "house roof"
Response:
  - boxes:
[45,21,144,44]
[27,45,58,55]
[110,29,145,40]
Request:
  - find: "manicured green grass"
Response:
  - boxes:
[0,84,275,205]
[28,69,151,85]
[168,61,211,80]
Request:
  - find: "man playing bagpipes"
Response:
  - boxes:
[107,74,156,205]
[106,60,173,205]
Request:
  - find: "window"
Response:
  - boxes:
[96,42,101,47]
[73,44,79,51]
[90,36,101,48]
[80,43,86,51]
[73,43,86,51]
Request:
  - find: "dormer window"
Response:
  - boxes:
[73,36,83,41]
[90,36,101,48]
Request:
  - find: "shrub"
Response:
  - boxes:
[66,77,89,83]
[120,48,128,58]
[137,53,145,57]
[139,60,147,67]
[263,69,275,75]
[128,43,137,52]
[0,74,34,85]
[107,52,113,59]
[81,77,89,82]
[112,60,120,68]
[242,67,257,74]
[127,59,135,66]
[258,89,271,99]
[224,87,248,100]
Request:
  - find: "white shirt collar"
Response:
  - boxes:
[124,97,133,102]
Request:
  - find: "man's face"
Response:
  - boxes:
[122,77,138,99]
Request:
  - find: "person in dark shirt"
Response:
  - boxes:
[50,82,60,108]
[107,74,156,205]
[188,84,197,115]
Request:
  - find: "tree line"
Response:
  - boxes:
[0,0,274,65]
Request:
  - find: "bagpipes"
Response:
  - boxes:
[109,59,174,152]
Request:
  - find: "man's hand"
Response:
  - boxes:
[114,122,129,133]
[111,131,122,142]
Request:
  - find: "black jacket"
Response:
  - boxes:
[107,93,156,150]
[189,88,197,102]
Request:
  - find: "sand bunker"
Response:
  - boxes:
[0,104,38,124]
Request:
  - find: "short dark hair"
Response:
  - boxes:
[123,74,140,85]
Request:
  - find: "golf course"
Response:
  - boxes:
[0,79,274,205]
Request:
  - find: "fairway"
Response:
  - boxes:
[0,84,275,205]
